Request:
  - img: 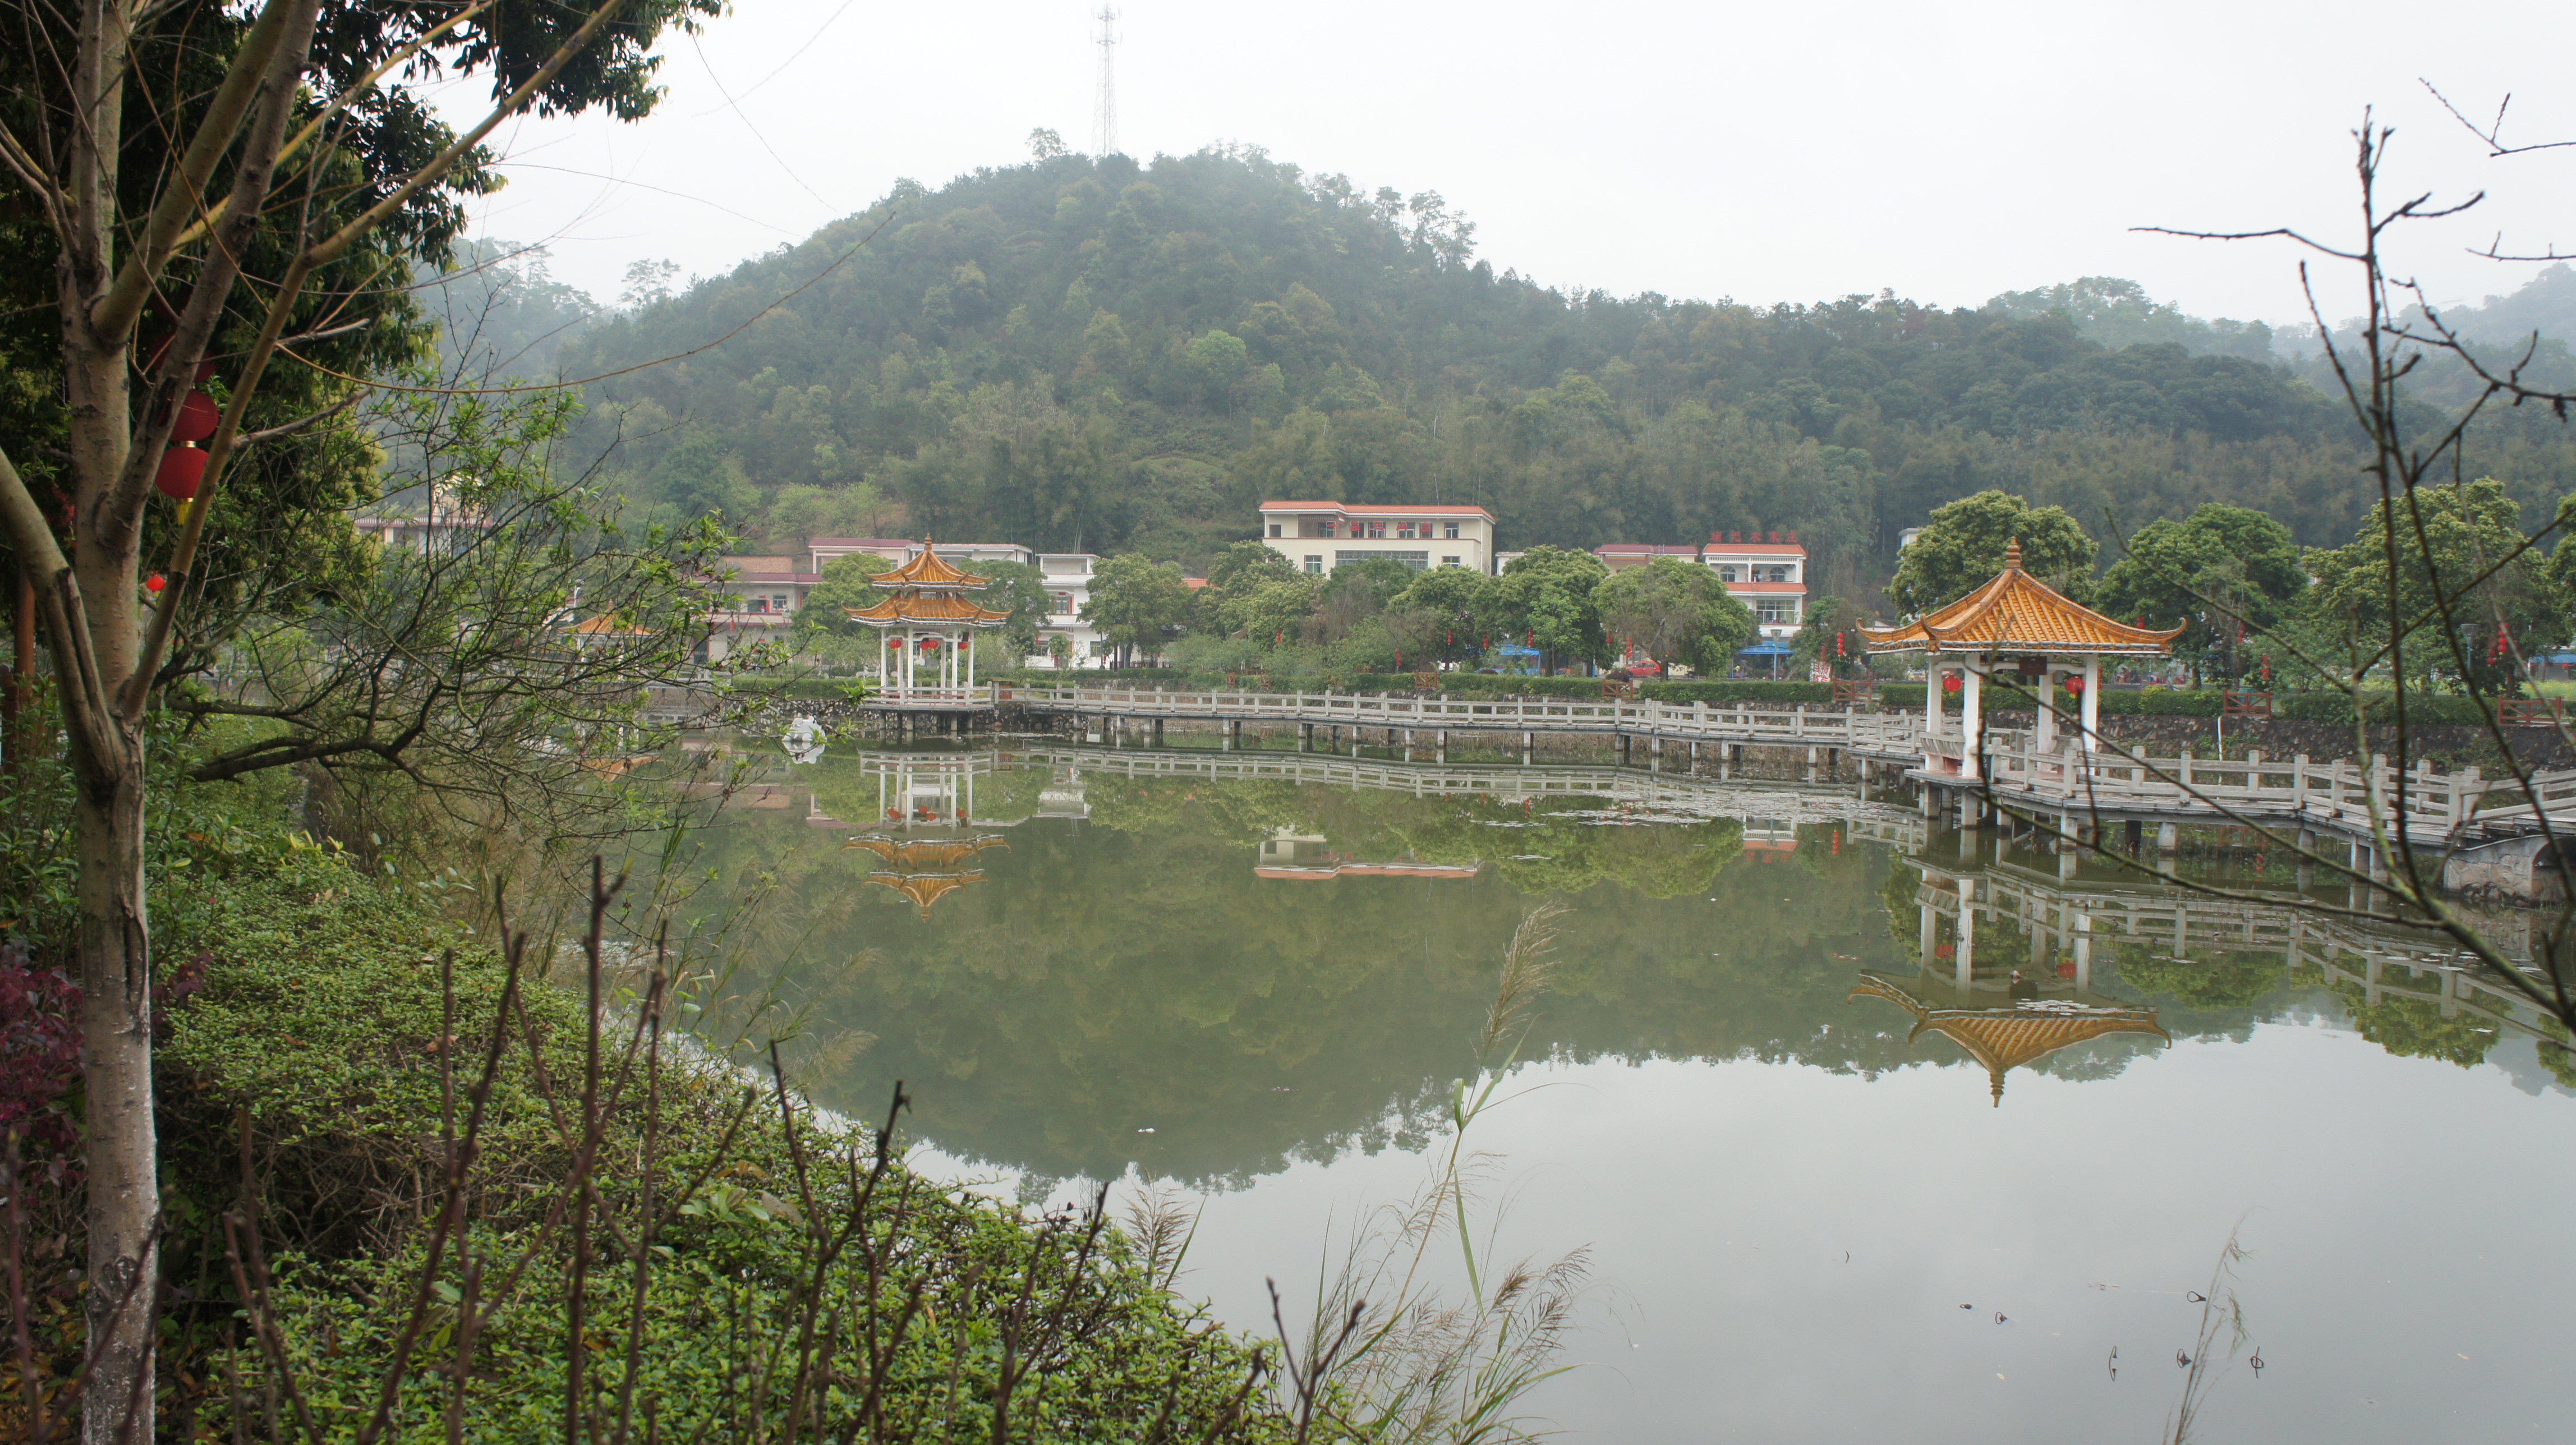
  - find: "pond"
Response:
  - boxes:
[654,736,2576,1443]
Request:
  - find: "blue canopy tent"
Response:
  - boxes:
[1487,642,1542,675]
[1738,636,1795,679]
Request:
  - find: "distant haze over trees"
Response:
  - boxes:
[426,148,2576,592]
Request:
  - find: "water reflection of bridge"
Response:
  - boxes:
[1908,856,2564,1046]
[1009,744,1928,836]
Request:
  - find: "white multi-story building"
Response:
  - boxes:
[1032,552,1105,667]
[1699,531,1808,642]
[1257,501,1497,575]
[1593,542,1702,572]
[807,538,1033,573]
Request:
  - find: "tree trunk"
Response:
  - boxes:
[76,742,155,1444]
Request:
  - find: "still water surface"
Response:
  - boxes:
[671,739,2575,1443]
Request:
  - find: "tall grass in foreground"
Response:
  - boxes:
[1255,900,1591,1444]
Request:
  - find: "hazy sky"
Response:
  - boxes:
[432,0,2576,328]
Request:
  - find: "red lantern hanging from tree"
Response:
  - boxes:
[172,389,219,443]
[144,573,166,593]
[155,443,207,500]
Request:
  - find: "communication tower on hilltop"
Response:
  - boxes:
[1092,7,1119,155]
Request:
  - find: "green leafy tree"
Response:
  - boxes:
[2097,504,2308,683]
[2306,478,2565,691]
[1494,546,1611,674]
[962,559,1054,662]
[1788,594,1875,674]
[1392,566,1503,665]
[1889,489,2098,614]
[1081,553,1194,665]
[793,554,894,637]
[651,426,759,522]
[1217,577,1322,647]
[0,0,722,1414]
[1590,557,1755,674]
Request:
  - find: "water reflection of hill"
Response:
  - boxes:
[659,749,2570,1186]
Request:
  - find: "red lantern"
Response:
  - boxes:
[2064,674,2085,694]
[1942,674,1962,693]
[886,637,901,650]
[1934,944,1955,959]
[155,443,207,500]
[144,573,166,593]
[172,389,219,443]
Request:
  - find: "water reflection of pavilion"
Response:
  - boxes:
[842,834,1009,918]
[1848,972,2168,1106]
[1904,854,2566,1047]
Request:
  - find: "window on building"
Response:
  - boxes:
[1336,550,1428,570]
[1304,555,1323,574]
[1755,564,1795,583]
[1054,592,1074,614]
[1755,599,1796,624]
[747,597,767,614]
[1442,555,1461,568]
[1368,521,1387,538]
[1712,564,1744,582]
[1268,522,1281,537]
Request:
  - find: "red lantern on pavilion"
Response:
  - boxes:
[886,637,902,650]
[155,443,207,500]
[1942,674,1962,693]
[2064,674,2085,695]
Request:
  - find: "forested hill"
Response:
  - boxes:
[549,146,2576,587]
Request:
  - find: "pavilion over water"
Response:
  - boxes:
[1860,540,2179,782]
[847,538,1010,702]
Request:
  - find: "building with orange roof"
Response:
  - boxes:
[1257,501,1496,576]
[1860,540,2180,781]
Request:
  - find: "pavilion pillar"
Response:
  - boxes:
[1955,879,1977,992]
[1924,659,1944,770]
[1960,661,1984,781]
[2073,913,2093,992]
[2079,655,2101,753]
[2035,662,2059,755]
[1919,894,1938,967]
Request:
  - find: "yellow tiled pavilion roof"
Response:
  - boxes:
[869,538,988,590]
[864,870,985,917]
[845,834,1009,918]
[1860,540,2183,656]
[842,835,1008,867]
[1847,974,2170,1107]
[846,591,1011,626]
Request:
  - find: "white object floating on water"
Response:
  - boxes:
[1136,1127,1156,1133]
